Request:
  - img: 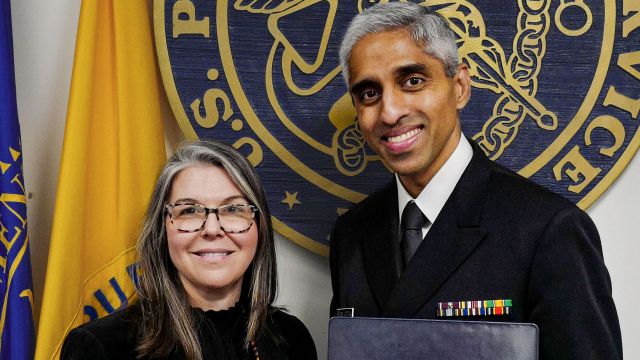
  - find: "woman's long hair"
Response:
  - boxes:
[135,140,278,359]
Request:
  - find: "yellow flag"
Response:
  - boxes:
[35,1,166,358]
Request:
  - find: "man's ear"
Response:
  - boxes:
[454,63,471,110]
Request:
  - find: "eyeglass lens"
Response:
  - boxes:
[167,203,256,233]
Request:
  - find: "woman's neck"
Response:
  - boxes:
[182,279,243,311]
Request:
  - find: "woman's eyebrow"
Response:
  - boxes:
[220,195,247,203]
[172,198,199,204]
[172,195,245,205]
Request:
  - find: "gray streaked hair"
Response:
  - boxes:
[339,2,459,84]
[136,140,278,360]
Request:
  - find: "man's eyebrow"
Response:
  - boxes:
[349,78,378,95]
[394,63,430,78]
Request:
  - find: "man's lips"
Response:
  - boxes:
[384,127,422,143]
[382,126,423,152]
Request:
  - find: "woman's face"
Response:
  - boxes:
[165,165,258,308]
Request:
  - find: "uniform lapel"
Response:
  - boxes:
[361,181,401,311]
[382,144,492,317]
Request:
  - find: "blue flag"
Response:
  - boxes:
[0,0,36,359]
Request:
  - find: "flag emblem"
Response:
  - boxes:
[1,1,36,357]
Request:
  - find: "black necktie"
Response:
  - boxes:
[401,201,425,268]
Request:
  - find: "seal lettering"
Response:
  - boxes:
[553,146,601,194]
[172,0,210,38]
[623,0,639,37]
[585,115,625,157]
[190,69,234,128]
[602,86,640,119]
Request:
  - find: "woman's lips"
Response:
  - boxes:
[192,250,233,262]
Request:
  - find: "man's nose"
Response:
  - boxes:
[379,89,408,125]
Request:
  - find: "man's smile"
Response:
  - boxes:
[385,126,423,143]
[382,125,424,153]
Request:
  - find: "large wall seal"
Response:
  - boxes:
[154,0,640,256]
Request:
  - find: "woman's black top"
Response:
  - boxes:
[60,302,317,359]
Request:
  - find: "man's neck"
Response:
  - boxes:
[396,136,473,225]
[399,130,462,198]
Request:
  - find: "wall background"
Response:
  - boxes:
[10,1,638,359]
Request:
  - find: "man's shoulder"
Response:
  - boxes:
[335,180,395,225]
[484,159,576,210]
[474,158,594,231]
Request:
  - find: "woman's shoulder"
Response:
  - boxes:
[269,308,318,360]
[60,304,141,360]
[77,303,140,333]
[270,308,308,331]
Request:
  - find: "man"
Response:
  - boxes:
[329,3,622,359]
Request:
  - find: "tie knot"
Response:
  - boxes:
[401,201,424,230]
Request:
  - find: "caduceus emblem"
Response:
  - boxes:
[233,0,575,171]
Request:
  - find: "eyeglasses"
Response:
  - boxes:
[165,202,258,233]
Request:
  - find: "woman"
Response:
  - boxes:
[61,141,317,359]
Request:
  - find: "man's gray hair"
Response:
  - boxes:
[339,2,459,84]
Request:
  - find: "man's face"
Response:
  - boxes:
[348,29,470,194]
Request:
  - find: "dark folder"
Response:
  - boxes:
[328,317,538,360]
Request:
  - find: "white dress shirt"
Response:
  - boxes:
[396,135,473,238]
